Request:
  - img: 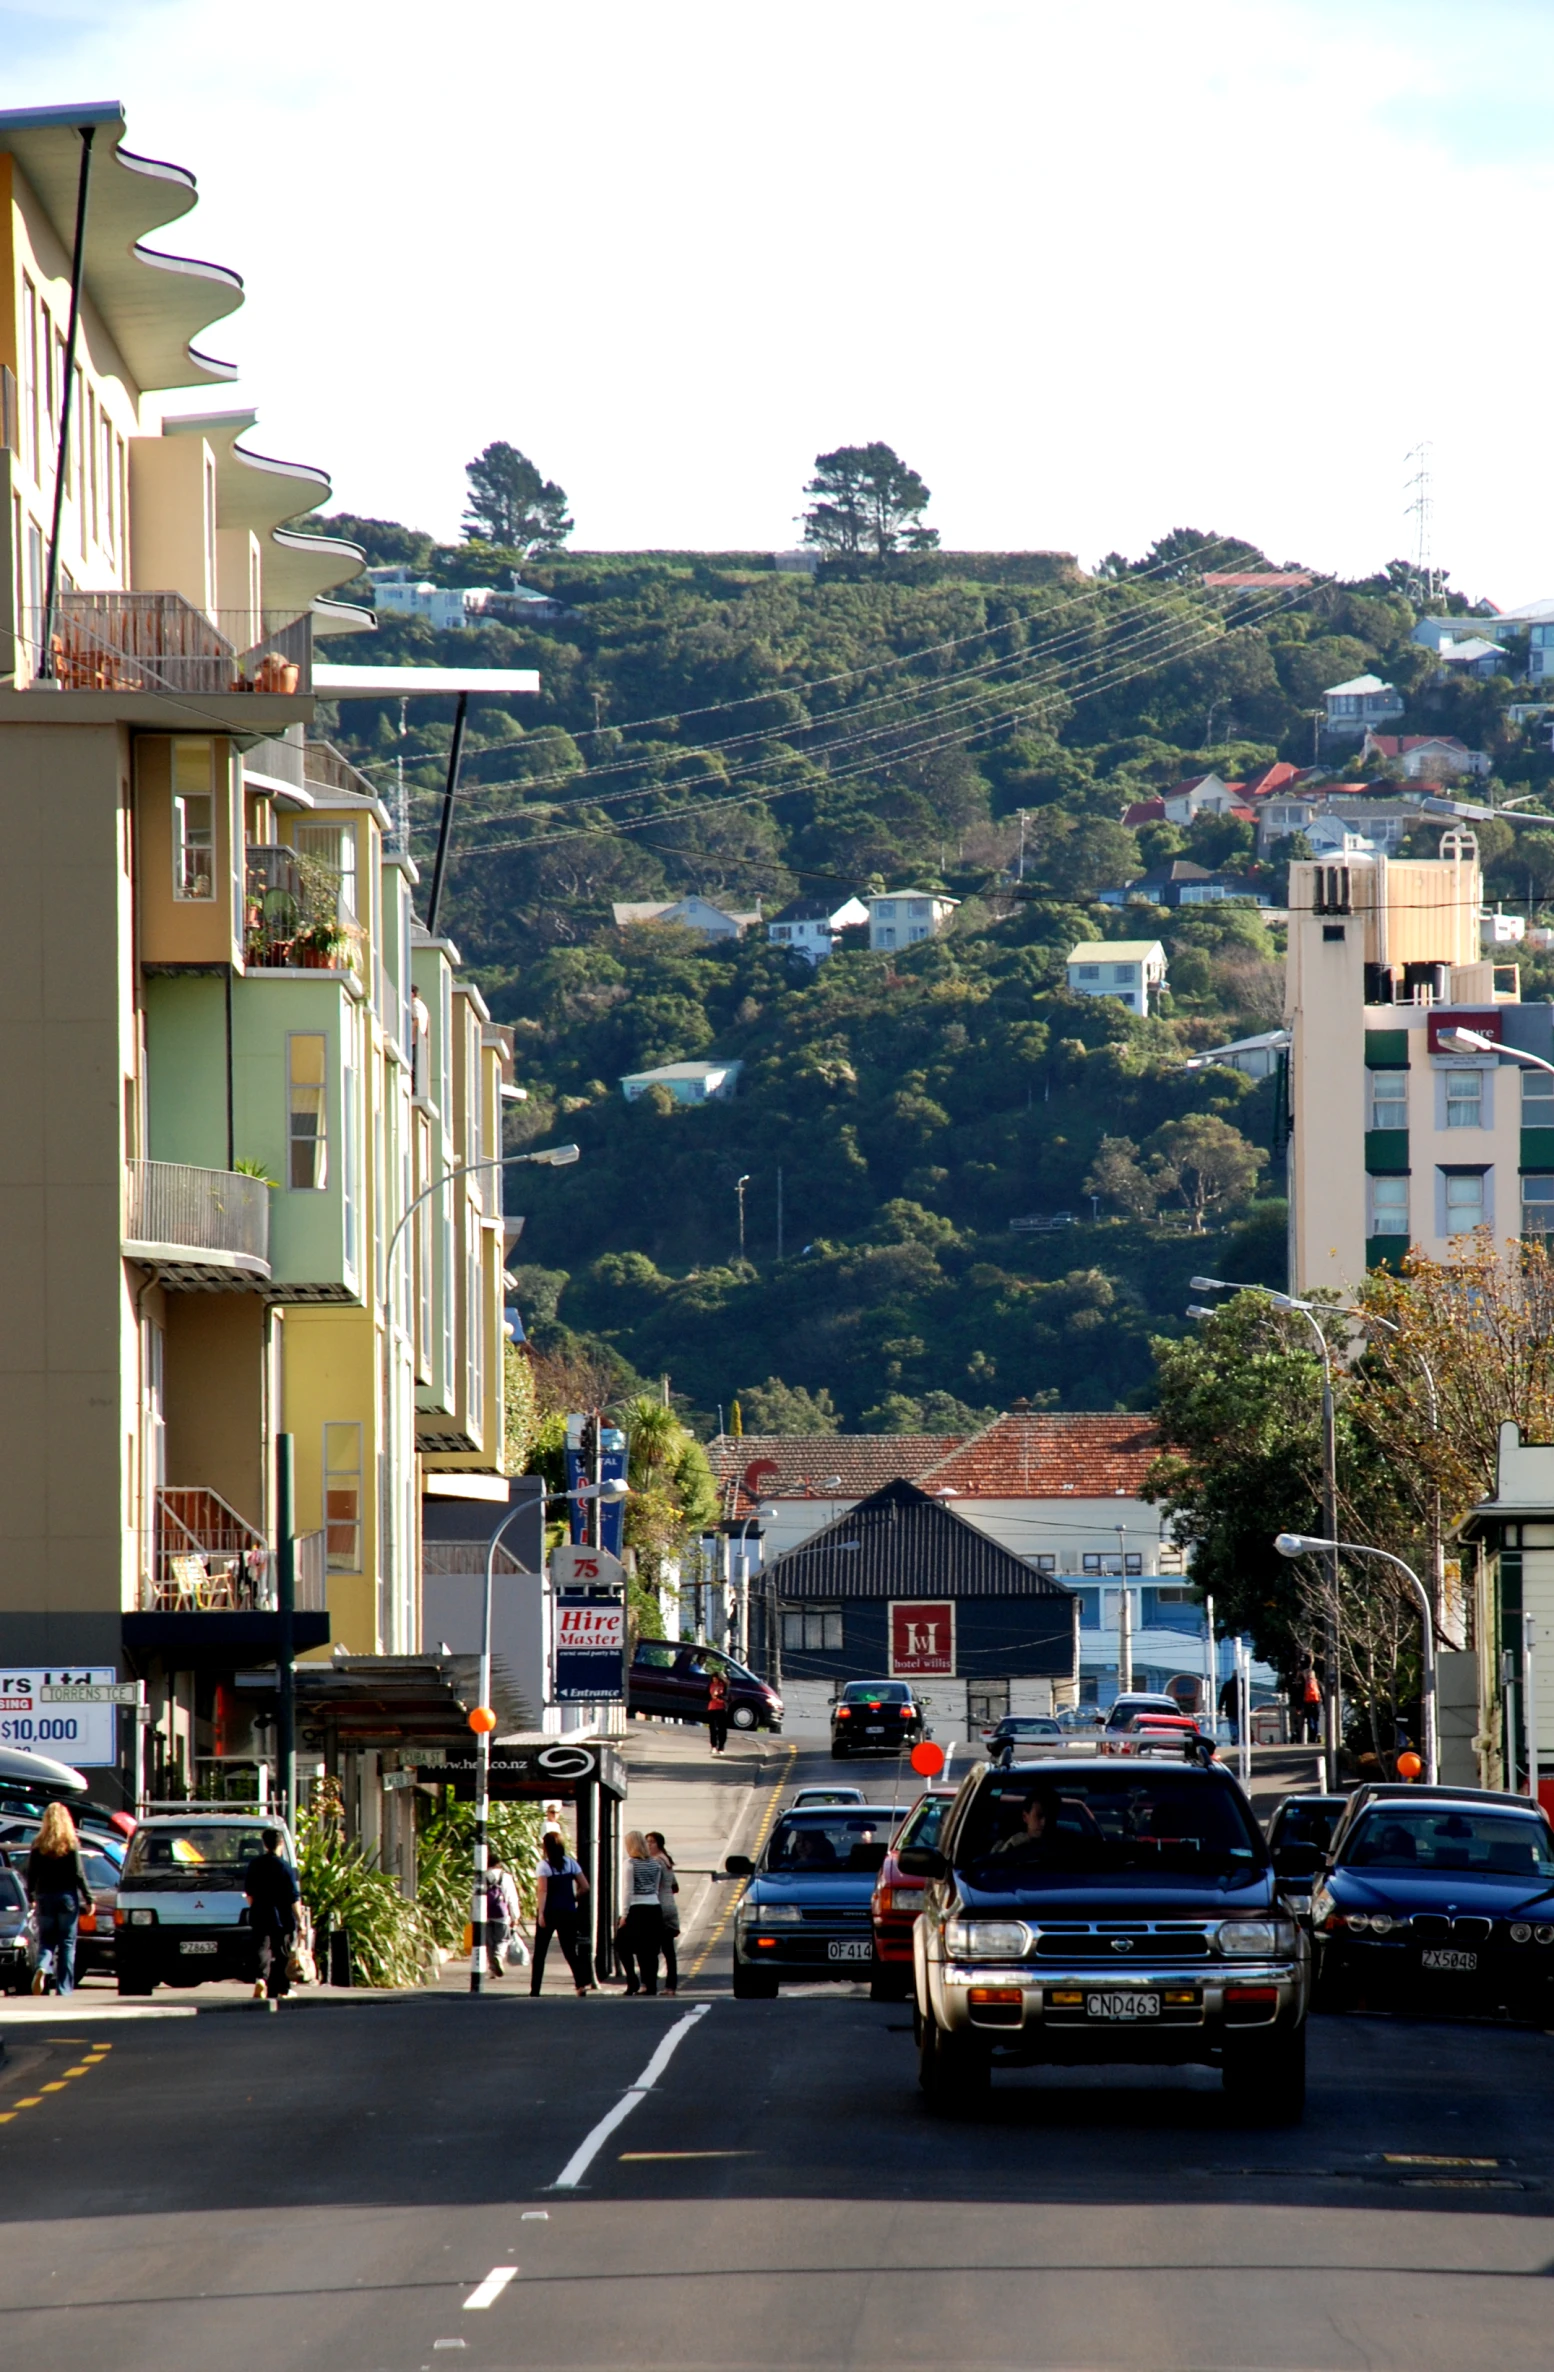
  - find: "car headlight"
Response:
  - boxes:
[1538,1925,1554,1946]
[1215,1918,1292,1956]
[1510,1923,1533,1944]
[744,1905,802,1927]
[945,1918,1029,1960]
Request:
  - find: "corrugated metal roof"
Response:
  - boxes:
[769,1478,1080,1604]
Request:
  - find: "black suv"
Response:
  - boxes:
[904,1755,1310,2119]
[831,1680,923,1759]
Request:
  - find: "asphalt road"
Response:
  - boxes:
[1,1738,1551,2372]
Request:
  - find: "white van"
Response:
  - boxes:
[115,1814,297,1996]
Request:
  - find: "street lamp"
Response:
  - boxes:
[736,1173,750,1262]
[1274,1531,1437,1783]
[1190,1280,1343,1788]
[467,1474,628,1996]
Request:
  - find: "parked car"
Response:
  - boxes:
[1104,1714,1218,1764]
[831,1680,923,1759]
[1104,1693,1186,1733]
[627,1640,783,1732]
[1263,1794,1348,1925]
[905,1753,1309,2118]
[113,1814,298,1995]
[1311,1785,1554,2019]
[728,1804,909,1997]
[870,1787,957,1998]
[791,1787,867,1809]
[984,1716,1065,1764]
[0,1867,31,1992]
[73,1848,123,1980]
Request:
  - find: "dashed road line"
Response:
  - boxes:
[552,2003,711,2189]
[463,2267,517,2311]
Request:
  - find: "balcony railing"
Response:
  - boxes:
[139,1486,326,1614]
[27,592,312,696]
[245,844,360,973]
[124,1160,270,1271]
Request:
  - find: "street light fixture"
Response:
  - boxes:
[1274,1531,1436,1782]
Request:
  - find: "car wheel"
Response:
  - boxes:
[869,1970,912,2003]
[117,1970,155,1998]
[830,1742,848,1761]
[730,1703,757,1731]
[918,2012,991,2111]
[731,1961,779,2000]
[1222,2024,1306,2123]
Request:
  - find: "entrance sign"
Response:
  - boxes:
[0,1667,122,1766]
[888,1602,956,1678]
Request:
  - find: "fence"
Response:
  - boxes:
[26,592,312,695]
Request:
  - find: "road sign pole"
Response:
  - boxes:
[276,1434,296,1832]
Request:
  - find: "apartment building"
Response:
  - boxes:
[0,103,518,1812]
[1283,832,1548,1292]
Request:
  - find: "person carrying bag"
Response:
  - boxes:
[26,1803,95,1997]
[530,1830,591,1996]
[620,1830,671,1995]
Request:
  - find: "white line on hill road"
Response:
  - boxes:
[551,2004,711,2189]
[463,2267,518,2311]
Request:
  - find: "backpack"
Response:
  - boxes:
[544,1864,576,1917]
[485,1876,509,1922]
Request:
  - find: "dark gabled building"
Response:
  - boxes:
[764,1477,1077,1694]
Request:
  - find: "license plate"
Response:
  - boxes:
[179,1940,219,1954]
[866,1725,885,1734]
[828,1939,872,1961]
[1420,1947,1477,1973]
[1086,1991,1161,2021]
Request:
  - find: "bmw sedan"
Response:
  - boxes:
[728,1805,909,1997]
[1312,1789,1554,2019]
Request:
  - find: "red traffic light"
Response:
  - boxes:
[910,1740,946,1777]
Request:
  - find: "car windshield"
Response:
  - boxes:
[955,1770,1265,1888]
[841,1683,912,1705]
[794,1790,862,1807]
[82,1854,120,1890]
[765,1812,899,1873]
[122,1825,286,1885]
[999,1719,1061,1737]
[1342,1807,1554,1880]
[897,1795,950,1851]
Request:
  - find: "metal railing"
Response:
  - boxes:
[245,843,358,972]
[124,1160,270,1266]
[26,593,312,695]
[138,1494,327,1615]
[303,738,378,799]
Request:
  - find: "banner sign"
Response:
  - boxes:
[553,1589,626,1703]
[0,1667,122,1766]
[565,1417,628,1555]
[888,1601,956,1678]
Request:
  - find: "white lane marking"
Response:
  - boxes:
[552,2004,710,2190]
[463,2267,518,2311]
[520,2210,548,2219]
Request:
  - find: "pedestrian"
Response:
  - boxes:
[243,1827,301,2004]
[1218,1673,1239,1747]
[26,1801,96,1997]
[485,1857,523,1978]
[541,1799,565,1841]
[530,1828,591,1996]
[706,1666,731,1756]
[1301,1664,1322,1746]
[620,1829,671,1995]
[647,1830,680,1996]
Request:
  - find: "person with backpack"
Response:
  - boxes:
[484,1857,523,1978]
[530,1829,591,1996]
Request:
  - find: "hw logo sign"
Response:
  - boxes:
[889,1600,956,1677]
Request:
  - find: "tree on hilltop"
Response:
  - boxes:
[801,442,938,559]
[462,442,573,553]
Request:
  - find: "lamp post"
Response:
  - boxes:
[1191,1279,1343,1788]
[1274,1532,1436,1783]
[736,1173,750,1263]
[732,1510,769,1666]
[467,1474,628,1996]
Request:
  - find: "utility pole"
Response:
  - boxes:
[1525,1615,1541,1803]
[1017,809,1028,883]
[1117,1562,1133,1697]
[736,1173,750,1262]
[776,1167,784,1264]
[275,1434,296,1831]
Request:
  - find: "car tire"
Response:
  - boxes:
[731,1704,757,1731]
[1222,2024,1306,2123]
[830,1743,848,1761]
[731,1961,779,2000]
[918,2012,991,2111]
[869,1970,912,2003]
[117,1970,155,1998]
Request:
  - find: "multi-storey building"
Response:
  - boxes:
[0,102,519,1813]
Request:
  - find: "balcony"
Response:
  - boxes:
[25,592,313,698]
[245,844,361,976]
[123,1160,271,1288]
[124,1486,330,1660]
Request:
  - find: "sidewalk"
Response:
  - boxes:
[615,1719,795,1967]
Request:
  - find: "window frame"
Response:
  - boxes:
[323,1421,363,1574]
[287,1032,329,1192]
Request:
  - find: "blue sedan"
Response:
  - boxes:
[728,1805,910,1998]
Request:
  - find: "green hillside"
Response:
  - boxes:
[308,523,1554,1428]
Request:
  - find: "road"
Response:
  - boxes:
[1,1737,1552,2372]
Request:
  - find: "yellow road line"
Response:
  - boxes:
[687,1742,796,1981]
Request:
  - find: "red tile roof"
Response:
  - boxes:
[709,1435,960,1516]
[1241,762,1301,797]
[1124,798,1167,826]
[708,1412,1161,1515]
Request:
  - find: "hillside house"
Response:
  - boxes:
[610,895,762,940]
[1361,733,1490,781]
[1100,861,1269,910]
[1066,939,1167,1014]
[768,894,869,963]
[1324,675,1406,735]
[1432,635,1509,680]
[867,890,959,951]
[619,1058,743,1105]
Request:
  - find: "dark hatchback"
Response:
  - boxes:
[1311,1786,1554,2019]
[628,1640,783,1732]
[729,1805,908,1997]
[907,1757,1310,2118]
[831,1680,923,1759]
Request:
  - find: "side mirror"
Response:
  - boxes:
[897,1846,947,1879]
[723,1853,754,1877]
[1273,1843,1324,1881]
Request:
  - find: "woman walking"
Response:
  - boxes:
[647,1830,680,1996]
[530,1829,591,1996]
[706,1666,731,1756]
[26,1803,97,1996]
[620,1830,672,1995]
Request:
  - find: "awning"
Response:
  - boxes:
[313,666,539,698]
[294,1652,529,1750]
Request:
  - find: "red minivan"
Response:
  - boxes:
[628,1639,784,1731]
[869,1786,956,1999]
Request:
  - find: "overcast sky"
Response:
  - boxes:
[8,0,1553,602]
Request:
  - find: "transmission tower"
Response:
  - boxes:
[1405,441,1436,602]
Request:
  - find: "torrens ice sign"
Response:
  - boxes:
[889,1601,956,1677]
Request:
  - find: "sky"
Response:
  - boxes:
[7,0,1554,601]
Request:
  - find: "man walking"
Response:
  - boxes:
[244,1828,301,2004]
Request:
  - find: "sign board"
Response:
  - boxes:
[0,1668,122,1766]
[405,1738,623,1801]
[550,1545,625,1591]
[888,1601,956,1679]
[553,1589,626,1703]
[40,1683,142,1706]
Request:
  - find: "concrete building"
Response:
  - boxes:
[619,1059,742,1105]
[1065,939,1167,1015]
[1282,833,1552,1294]
[767,893,869,962]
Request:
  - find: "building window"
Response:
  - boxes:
[323,1422,362,1573]
[1369,1072,1407,1130]
[1112,964,1136,982]
[1523,1069,1554,1125]
[170,740,215,900]
[1444,1069,1483,1129]
[1523,1176,1554,1234]
[1078,965,1100,980]
[1082,1553,1102,1574]
[1124,1553,1143,1575]
[1031,1554,1057,1574]
[1077,1591,1100,1630]
[1443,1170,1485,1234]
[1156,1585,1195,1604]
[288,1034,328,1190]
[341,1062,358,1276]
[1369,1174,1408,1236]
[782,1609,844,1652]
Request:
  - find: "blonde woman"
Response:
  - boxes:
[620,1829,671,1996]
[26,1802,96,1997]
